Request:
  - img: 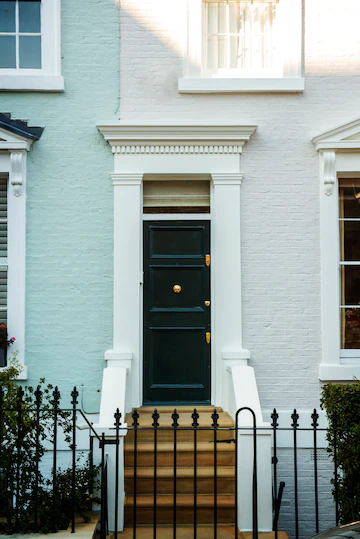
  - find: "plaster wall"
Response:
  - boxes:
[118,0,360,410]
[1,0,119,411]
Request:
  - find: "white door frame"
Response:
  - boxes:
[97,122,257,412]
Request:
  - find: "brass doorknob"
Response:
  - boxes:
[173,284,182,293]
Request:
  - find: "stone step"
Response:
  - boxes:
[116,529,290,538]
[124,494,235,526]
[125,429,234,443]
[124,441,235,467]
[124,466,235,495]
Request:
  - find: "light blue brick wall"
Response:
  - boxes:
[2,0,119,411]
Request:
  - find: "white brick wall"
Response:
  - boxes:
[119,0,360,411]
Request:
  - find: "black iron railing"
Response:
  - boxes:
[98,407,338,539]
[0,386,339,538]
[0,385,97,534]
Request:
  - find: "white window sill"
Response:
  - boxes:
[319,363,360,381]
[0,75,64,92]
[0,365,28,381]
[178,77,305,94]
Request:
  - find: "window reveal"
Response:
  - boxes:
[0,1,41,69]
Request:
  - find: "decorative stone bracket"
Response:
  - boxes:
[10,150,26,197]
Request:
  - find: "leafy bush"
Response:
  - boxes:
[0,355,99,533]
[321,382,360,523]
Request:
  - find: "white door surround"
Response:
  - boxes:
[97,122,257,412]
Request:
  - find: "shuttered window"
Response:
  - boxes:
[0,178,7,324]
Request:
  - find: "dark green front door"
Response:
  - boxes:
[143,221,211,404]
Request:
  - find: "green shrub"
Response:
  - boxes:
[321,382,360,524]
[0,355,99,533]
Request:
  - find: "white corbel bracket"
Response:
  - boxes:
[10,150,26,197]
[323,151,336,196]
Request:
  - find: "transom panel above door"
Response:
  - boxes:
[143,221,211,404]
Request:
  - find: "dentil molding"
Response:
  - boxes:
[97,122,257,155]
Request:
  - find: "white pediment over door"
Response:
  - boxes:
[0,126,33,151]
[313,118,360,151]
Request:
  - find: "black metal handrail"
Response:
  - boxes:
[99,440,108,539]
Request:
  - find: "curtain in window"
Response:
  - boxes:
[206,1,277,71]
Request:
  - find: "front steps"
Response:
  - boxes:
[124,407,235,528]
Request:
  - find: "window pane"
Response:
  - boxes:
[19,35,41,68]
[229,2,239,34]
[207,3,218,35]
[342,265,360,305]
[341,221,360,261]
[218,35,226,68]
[218,2,227,34]
[341,308,360,349]
[0,1,15,32]
[230,36,239,68]
[207,35,217,70]
[0,36,16,68]
[19,1,41,33]
[339,185,360,218]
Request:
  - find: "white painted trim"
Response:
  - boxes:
[313,118,360,381]
[178,77,305,94]
[97,122,257,150]
[98,124,256,411]
[0,75,64,92]
[143,214,211,221]
[319,364,360,381]
[183,0,303,95]
[0,0,62,91]
[0,137,34,377]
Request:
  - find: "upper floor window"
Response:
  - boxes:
[0,1,41,69]
[179,0,304,93]
[204,0,280,77]
[0,0,63,91]
[339,179,360,350]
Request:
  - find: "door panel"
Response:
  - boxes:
[143,221,211,404]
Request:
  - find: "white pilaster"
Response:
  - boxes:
[211,173,250,409]
[105,173,143,412]
[319,151,340,368]
[7,150,27,377]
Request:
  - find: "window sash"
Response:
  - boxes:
[204,0,279,72]
[0,0,42,69]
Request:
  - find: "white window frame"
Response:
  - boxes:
[313,118,360,381]
[0,127,33,379]
[0,0,64,92]
[178,0,304,93]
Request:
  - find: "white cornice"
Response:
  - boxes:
[312,118,360,151]
[97,122,257,154]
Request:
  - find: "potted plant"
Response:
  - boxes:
[0,324,15,367]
